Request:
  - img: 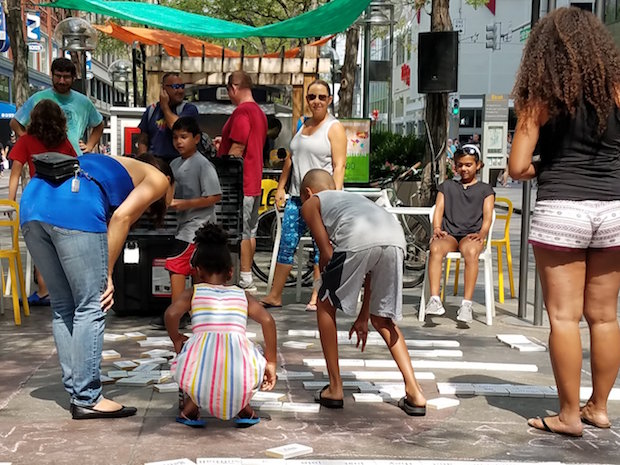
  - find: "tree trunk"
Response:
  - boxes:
[418,0,452,206]
[337,26,359,118]
[5,0,29,107]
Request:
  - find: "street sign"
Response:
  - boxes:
[453,18,464,35]
[28,42,43,53]
[520,26,531,42]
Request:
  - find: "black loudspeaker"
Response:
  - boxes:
[418,31,458,93]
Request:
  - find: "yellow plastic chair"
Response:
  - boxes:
[443,197,515,304]
[0,200,30,325]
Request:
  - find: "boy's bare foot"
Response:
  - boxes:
[581,402,612,428]
[527,415,583,437]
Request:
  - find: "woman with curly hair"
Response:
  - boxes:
[9,99,77,305]
[510,7,620,437]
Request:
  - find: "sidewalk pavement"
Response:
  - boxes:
[0,176,618,465]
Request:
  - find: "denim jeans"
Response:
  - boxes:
[22,221,108,407]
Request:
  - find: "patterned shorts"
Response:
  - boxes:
[529,200,620,250]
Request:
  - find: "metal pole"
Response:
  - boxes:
[362,8,371,119]
[132,42,139,108]
[518,0,541,319]
[533,272,544,326]
[595,0,604,20]
[547,0,556,12]
[387,4,394,131]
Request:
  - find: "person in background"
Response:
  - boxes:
[510,7,620,437]
[214,71,267,292]
[137,72,199,161]
[8,100,78,306]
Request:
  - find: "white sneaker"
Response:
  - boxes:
[425,296,445,316]
[456,302,473,323]
[238,280,257,293]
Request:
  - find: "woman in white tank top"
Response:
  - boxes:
[261,80,347,311]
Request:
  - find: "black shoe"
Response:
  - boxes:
[71,403,137,420]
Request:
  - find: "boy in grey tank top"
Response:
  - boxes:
[300,169,427,415]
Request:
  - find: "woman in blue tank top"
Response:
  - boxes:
[510,7,620,437]
[20,153,174,420]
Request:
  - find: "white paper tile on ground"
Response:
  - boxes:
[427,397,460,409]
[123,331,147,341]
[252,391,286,401]
[436,383,476,395]
[473,384,511,397]
[154,382,179,393]
[408,349,463,358]
[101,350,121,360]
[196,459,242,465]
[276,371,315,380]
[116,376,155,386]
[145,459,196,465]
[496,334,531,345]
[249,400,283,411]
[133,357,168,365]
[302,358,365,367]
[141,349,176,359]
[320,370,356,379]
[112,360,138,370]
[107,370,129,379]
[506,385,547,398]
[541,385,559,398]
[138,337,174,347]
[103,333,127,342]
[512,343,546,352]
[412,360,538,372]
[280,402,321,413]
[364,360,397,368]
[351,371,435,381]
[265,443,313,459]
[132,363,161,373]
[302,380,374,391]
[405,339,460,348]
[100,375,115,384]
[352,393,386,403]
[288,329,318,337]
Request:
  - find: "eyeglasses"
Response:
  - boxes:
[307,93,328,102]
[165,83,185,90]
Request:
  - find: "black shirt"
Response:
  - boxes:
[438,179,495,236]
[537,103,620,201]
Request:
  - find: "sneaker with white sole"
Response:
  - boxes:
[456,302,473,323]
[238,281,257,293]
[425,296,445,316]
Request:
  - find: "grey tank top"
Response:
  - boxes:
[289,114,339,196]
[315,190,407,252]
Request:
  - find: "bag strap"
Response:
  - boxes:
[147,101,187,124]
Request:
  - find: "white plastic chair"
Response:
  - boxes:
[419,205,496,325]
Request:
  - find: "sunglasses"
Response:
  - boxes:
[165,83,186,90]
[307,93,328,102]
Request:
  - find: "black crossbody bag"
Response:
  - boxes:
[32,152,80,183]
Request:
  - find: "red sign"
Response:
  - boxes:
[371,109,379,121]
[401,64,411,87]
[486,0,496,15]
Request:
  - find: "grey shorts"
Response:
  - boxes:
[318,246,404,320]
[242,195,261,240]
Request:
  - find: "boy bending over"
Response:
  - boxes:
[300,169,426,415]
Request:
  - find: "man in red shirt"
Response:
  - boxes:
[216,71,267,291]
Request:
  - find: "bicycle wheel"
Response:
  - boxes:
[251,208,315,287]
[401,214,431,288]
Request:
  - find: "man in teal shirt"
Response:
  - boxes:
[10,58,104,155]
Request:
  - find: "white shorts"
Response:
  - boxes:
[530,200,620,250]
[318,246,404,320]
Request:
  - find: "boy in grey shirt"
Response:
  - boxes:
[300,169,426,416]
[166,117,222,303]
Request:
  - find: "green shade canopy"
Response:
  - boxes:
[44,0,373,39]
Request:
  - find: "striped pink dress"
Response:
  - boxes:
[171,284,266,420]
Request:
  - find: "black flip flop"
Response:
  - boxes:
[314,384,344,409]
[397,396,426,416]
[260,301,282,309]
[529,416,583,437]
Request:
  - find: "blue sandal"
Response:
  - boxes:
[233,414,260,428]
[27,292,50,306]
[176,414,206,428]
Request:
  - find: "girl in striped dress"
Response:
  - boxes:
[166,224,277,427]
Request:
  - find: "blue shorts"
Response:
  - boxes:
[276,196,319,265]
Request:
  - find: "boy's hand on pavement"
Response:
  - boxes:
[261,362,277,390]
[349,318,368,352]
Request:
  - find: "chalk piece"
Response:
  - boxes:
[276,371,315,380]
[100,375,115,384]
[408,349,463,358]
[283,341,314,349]
[352,393,386,403]
[249,400,283,411]
[107,370,129,379]
[145,459,196,465]
[427,397,460,410]
[252,391,286,401]
[473,384,511,397]
[265,443,313,459]
[506,385,547,398]
[436,383,475,395]
[101,350,121,360]
[281,402,321,413]
[117,376,154,386]
[288,329,318,337]
[196,459,241,465]
[154,382,179,393]
[103,333,127,342]
[141,349,176,359]
[124,331,147,341]
[113,360,138,370]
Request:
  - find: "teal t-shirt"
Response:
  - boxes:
[14,89,103,155]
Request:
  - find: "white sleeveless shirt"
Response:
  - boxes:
[288,114,339,196]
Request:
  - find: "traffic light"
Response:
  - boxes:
[451,98,460,117]
[485,23,500,50]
